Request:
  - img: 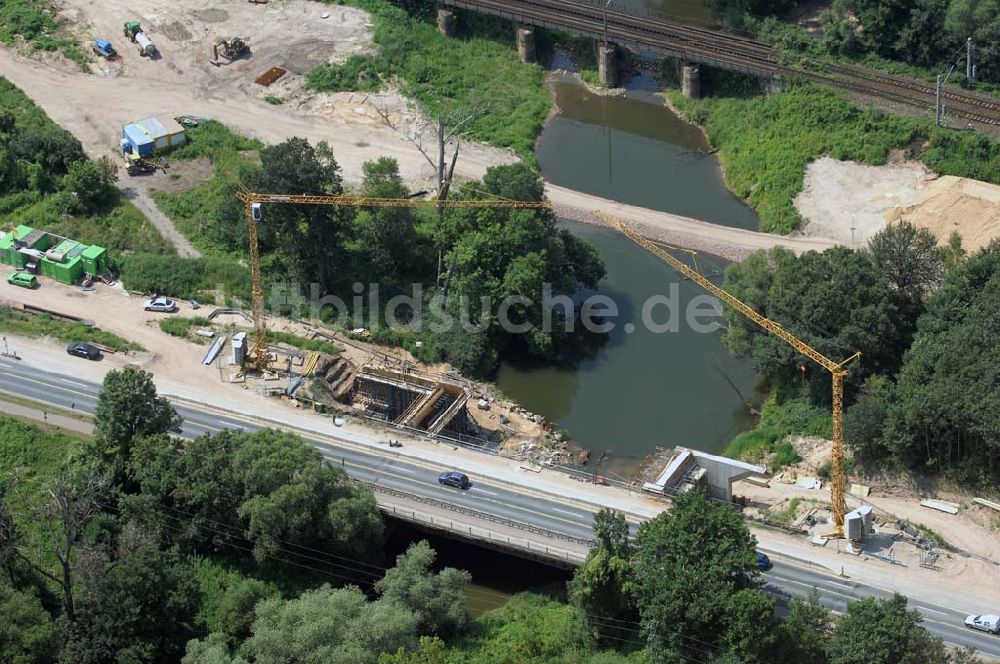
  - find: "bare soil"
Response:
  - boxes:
[796,156,1000,252]
[794,156,936,248]
[886,175,1000,253]
[0,0,515,189]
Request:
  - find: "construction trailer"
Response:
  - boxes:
[120,115,186,173]
[0,226,108,285]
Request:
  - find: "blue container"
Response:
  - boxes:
[122,123,154,157]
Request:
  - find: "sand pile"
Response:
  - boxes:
[885,176,1000,252]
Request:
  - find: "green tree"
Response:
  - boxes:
[215,578,275,643]
[462,593,590,663]
[64,156,118,212]
[723,246,909,403]
[239,584,419,664]
[64,545,200,664]
[93,368,180,486]
[773,589,831,664]
[828,594,949,664]
[438,163,605,372]
[880,242,1000,482]
[375,540,471,638]
[182,632,247,664]
[867,222,944,306]
[844,374,896,467]
[569,509,637,646]
[0,581,59,664]
[633,490,765,663]
[378,636,448,664]
[232,430,384,563]
[349,157,427,289]
[945,0,1000,80]
[246,138,354,289]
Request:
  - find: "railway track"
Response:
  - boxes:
[443,0,1000,125]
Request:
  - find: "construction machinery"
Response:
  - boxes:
[605,213,860,539]
[92,39,117,60]
[211,37,250,65]
[231,184,552,373]
[123,21,157,57]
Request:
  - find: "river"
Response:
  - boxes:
[495,78,760,477]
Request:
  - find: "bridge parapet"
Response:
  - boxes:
[357,479,592,567]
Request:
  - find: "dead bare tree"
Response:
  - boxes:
[373,100,487,288]
[5,470,107,622]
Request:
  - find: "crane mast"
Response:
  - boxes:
[604,212,859,537]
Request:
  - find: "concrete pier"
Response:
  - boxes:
[437,8,455,37]
[766,73,784,95]
[681,62,701,98]
[598,44,618,88]
[516,25,536,63]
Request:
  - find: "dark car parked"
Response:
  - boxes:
[66,342,101,360]
[438,471,471,489]
[755,551,773,571]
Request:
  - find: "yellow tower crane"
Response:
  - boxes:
[604,212,860,538]
[233,186,552,373]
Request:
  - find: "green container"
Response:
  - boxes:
[81,244,107,275]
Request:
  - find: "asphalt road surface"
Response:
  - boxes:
[1,359,997,658]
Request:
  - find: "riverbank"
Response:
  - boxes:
[545,183,837,260]
[665,84,1000,234]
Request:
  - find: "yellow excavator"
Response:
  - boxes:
[211,36,249,65]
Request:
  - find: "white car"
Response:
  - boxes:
[964,614,1000,634]
[143,296,177,313]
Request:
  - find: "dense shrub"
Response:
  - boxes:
[118,253,251,303]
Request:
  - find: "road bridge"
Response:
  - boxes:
[1,357,998,657]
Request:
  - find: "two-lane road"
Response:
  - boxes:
[1,359,997,658]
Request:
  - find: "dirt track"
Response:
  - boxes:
[0,0,842,257]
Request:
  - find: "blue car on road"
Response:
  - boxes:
[755,551,773,571]
[438,471,471,489]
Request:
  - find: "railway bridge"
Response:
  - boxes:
[437,0,779,91]
[436,0,1000,124]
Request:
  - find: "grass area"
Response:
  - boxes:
[151,120,262,255]
[0,306,143,352]
[0,415,87,513]
[159,316,212,341]
[159,316,340,355]
[725,391,829,471]
[309,0,551,159]
[764,497,803,524]
[118,253,251,305]
[0,0,89,70]
[307,54,382,93]
[666,83,1000,233]
[6,195,171,254]
[246,328,341,355]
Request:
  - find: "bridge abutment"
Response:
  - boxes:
[598,44,618,88]
[766,73,784,95]
[516,25,536,63]
[681,62,701,98]
[437,8,455,37]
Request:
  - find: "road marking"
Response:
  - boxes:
[389,466,415,474]
[825,580,854,590]
[769,575,855,601]
[471,487,498,496]
[59,378,88,388]
[0,362,12,369]
[218,420,247,430]
[920,607,949,616]
[10,374,92,399]
[551,507,584,517]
